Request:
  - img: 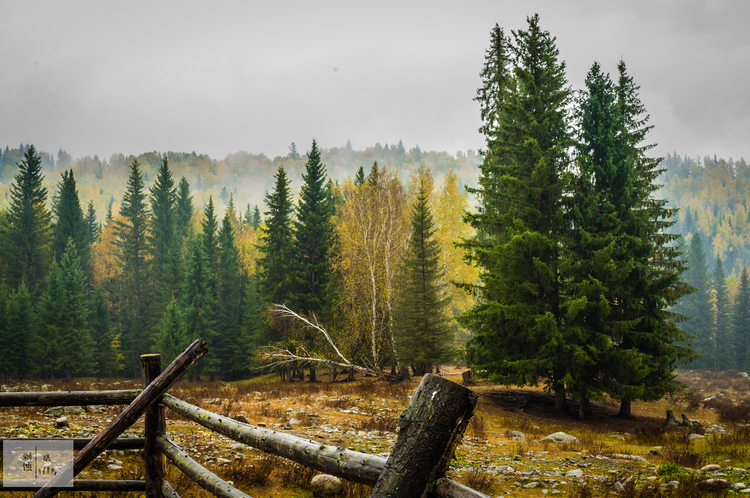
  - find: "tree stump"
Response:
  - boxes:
[368,373,478,498]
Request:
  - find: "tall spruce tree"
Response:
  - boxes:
[2,145,53,298]
[176,176,195,237]
[395,181,454,377]
[215,212,246,379]
[89,284,121,381]
[155,298,185,365]
[459,15,573,410]
[712,255,731,369]
[114,159,151,375]
[52,170,89,272]
[148,157,180,311]
[257,167,295,314]
[182,233,215,379]
[732,268,750,370]
[8,281,33,380]
[292,139,333,317]
[85,200,100,245]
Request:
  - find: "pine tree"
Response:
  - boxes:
[459,15,573,410]
[251,205,261,230]
[395,181,454,376]
[89,285,122,380]
[712,255,731,369]
[679,232,713,367]
[182,234,215,379]
[86,200,100,245]
[155,298,185,365]
[292,139,333,316]
[354,166,366,186]
[215,212,246,379]
[8,281,33,380]
[114,159,151,375]
[2,145,53,298]
[257,168,295,312]
[0,286,10,380]
[732,268,750,370]
[148,157,180,311]
[176,176,194,237]
[36,239,94,380]
[202,196,219,286]
[52,170,89,270]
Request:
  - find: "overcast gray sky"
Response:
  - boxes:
[1,0,749,163]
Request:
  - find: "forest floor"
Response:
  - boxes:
[1,368,750,497]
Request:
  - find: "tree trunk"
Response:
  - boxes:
[309,367,317,383]
[348,367,356,381]
[553,388,568,413]
[618,398,633,418]
[578,396,590,420]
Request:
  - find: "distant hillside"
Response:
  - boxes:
[0,142,481,223]
[660,152,750,276]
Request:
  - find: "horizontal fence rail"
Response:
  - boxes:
[0,390,141,407]
[162,394,488,498]
[157,434,250,498]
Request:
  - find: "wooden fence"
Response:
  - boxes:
[0,340,488,498]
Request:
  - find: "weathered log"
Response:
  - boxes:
[2,480,146,491]
[369,373,478,498]
[162,393,385,484]
[161,394,490,498]
[0,390,140,406]
[32,339,208,498]
[162,480,182,498]
[156,434,251,498]
[142,354,167,498]
[0,437,144,450]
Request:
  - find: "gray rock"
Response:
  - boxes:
[107,464,123,471]
[234,414,250,424]
[55,416,69,428]
[43,407,64,418]
[701,464,721,472]
[509,430,528,441]
[64,406,84,415]
[541,432,579,444]
[311,474,344,497]
[689,433,706,440]
[667,480,679,489]
[565,469,584,478]
[524,482,541,489]
[614,481,625,492]
[733,483,747,491]
[739,372,749,379]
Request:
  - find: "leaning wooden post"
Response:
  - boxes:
[368,373,478,498]
[33,340,208,498]
[142,354,166,498]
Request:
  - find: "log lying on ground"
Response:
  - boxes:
[32,340,208,498]
[162,481,182,498]
[369,373,479,498]
[0,390,141,406]
[157,434,251,498]
[162,393,489,498]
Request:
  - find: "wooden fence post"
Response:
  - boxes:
[368,373,478,498]
[142,354,166,498]
[33,339,208,498]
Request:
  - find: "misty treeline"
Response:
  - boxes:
[659,154,750,371]
[0,137,478,381]
[0,140,481,232]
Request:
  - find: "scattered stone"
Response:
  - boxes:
[524,482,541,489]
[698,478,729,490]
[739,372,749,379]
[701,464,721,472]
[257,422,266,427]
[689,433,706,440]
[55,416,69,428]
[63,406,84,415]
[664,410,680,427]
[234,415,249,424]
[733,483,747,491]
[565,469,584,478]
[43,407,64,418]
[648,449,660,456]
[230,443,244,451]
[107,464,123,471]
[284,422,292,430]
[667,480,679,489]
[509,431,528,441]
[86,405,106,413]
[216,457,231,465]
[614,481,625,492]
[607,434,625,441]
[608,453,648,464]
[310,474,344,497]
[541,432,579,444]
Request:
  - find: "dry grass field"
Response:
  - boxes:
[1,368,749,497]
